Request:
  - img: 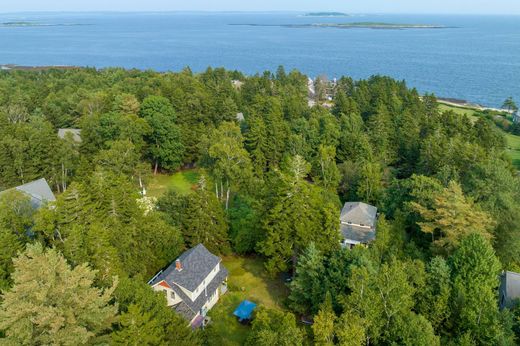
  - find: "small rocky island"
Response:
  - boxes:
[303,12,350,17]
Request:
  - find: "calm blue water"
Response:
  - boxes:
[0,12,519,107]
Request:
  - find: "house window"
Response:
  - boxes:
[170,291,175,300]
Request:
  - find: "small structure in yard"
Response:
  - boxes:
[148,244,228,329]
[340,202,378,248]
[0,178,56,209]
[233,300,257,323]
[57,128,82,142]
[500,271,520,309]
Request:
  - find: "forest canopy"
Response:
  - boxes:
[0,66,519,345]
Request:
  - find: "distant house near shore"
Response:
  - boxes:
[0,178,56,209]
[513,111,520,124]
[58,128,82,142]
[500,271,520,309]
[339,202,378,248]
[148,244,228,329]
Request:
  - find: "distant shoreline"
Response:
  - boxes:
[230,22,451,30]
[0,22,90,27]
[0,64,503,109]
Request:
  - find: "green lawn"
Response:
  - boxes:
[506,133,520,169]
[438,102,520,170]
[438,103,479,122]
[147,169,200,197]
[205,256,289,346]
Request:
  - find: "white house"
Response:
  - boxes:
[339,202,378,248]
[148,244,228,328]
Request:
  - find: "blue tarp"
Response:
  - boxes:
[233,300,257,320]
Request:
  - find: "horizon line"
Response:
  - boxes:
[0,10,519,16]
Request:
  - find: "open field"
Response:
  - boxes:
[205,256,289,346]
[147,169,200,197]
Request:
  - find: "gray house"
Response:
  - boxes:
[513,111,520,124]
[500,271,520,309]
[148,244,228,328]
[340,202,378,248]
[58,128,82,142]
[0,178,56,209]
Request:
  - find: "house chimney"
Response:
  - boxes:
[175,259,182,271]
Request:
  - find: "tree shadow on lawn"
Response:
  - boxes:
[223,255,289,310]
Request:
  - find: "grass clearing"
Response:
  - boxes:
[506,133,520,169]
[438,103,479,122]
[205,256,289,346]
[147,169,200,197]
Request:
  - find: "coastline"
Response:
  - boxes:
[0,64,509,110]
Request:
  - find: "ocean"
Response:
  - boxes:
[0,12,519,107]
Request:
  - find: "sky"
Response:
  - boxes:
[1,0,520,15]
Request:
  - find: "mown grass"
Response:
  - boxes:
[506,133,520,169]
[147,169,200,197]
[205,256,289,346]
[438,103,479,121]
[438,102,520,170]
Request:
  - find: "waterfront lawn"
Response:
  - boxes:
[205,256,289,346]
[147,169,200,197]
[438,103,478,121]
[506,133,520,169]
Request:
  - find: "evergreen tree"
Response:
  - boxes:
[0,243,117,345]
[140,96,185,173]
[258,156,339,274]
[312,293,336,345]
[245,308,304,346]
[449,233,506,344]
[335,313,366,346]
[412,181,495,255]
[288,243,325,315]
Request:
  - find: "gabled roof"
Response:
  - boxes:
[58,128,82,142]
[0,178,56,208]
[500,271,520,309]
[340,202,377,227]
[340,224,376,243]
[150,244,221,292]
[171,266,228,320]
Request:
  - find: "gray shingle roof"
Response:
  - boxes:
[340,224,376,243]
[340,202,377,227]
[150,244,222,292]
[0,178,56,208]
[500,271,520,309]
[171,266,228,320]
[58,128,82,142]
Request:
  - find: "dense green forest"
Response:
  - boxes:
[0,66,519,345]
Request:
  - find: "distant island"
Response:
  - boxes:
[0,21,88,27]
[231,22,450,30]
[303,12,350,17]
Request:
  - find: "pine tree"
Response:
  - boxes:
[0,243,117,345]
[288,243,325,315]
[246,308,304,346]
[111,304,163,345]
[449,233,506,344]
[312,293,336,345]
[412,180,495,254]
[335,312,366,346]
